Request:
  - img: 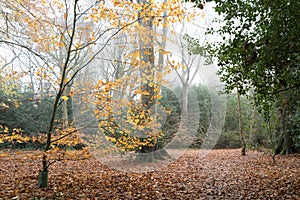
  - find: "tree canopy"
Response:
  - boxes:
[207,0,300,154]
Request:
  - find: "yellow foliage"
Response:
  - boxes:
[93,65,167,151]
[61,96,69,101]
[4,127,9,133]
[1,0,199,153]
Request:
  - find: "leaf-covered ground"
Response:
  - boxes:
[0,149,299,199]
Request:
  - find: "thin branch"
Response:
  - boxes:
[46,160,58,170]
[45,0,79,152]
[273,84,300,94]
[0,40,49,67]
[50,128,79,144]
[63,17,142,89]
[1,52,20,70]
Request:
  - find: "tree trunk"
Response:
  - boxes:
[237,93,246,156]
[38,154,48,188]
[279,95,293,154]
[274,93,294,155]
[38,170,48,188]
[62,85,72,128]
[136,145,169,162]
[62,100,68,128]
[282,130,293,154]
[182,83,189,122]
[134,0,170,161]
[38,0,79,186]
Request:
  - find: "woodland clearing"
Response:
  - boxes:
[0,149,299,199]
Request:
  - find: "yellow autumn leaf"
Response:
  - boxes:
[61,96,69,101]
[109,137,116,143]
[4,127,9,133]
[113,1,120,7]
[134,118,139,124]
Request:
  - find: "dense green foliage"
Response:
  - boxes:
[205,0,300,153]
[0,90,52,134]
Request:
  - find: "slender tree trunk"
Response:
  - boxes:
[237,92,246,156]
[182,83,189,121]
[39,68,44,103]
[62,85,72,128]
[62,100,68,128]
[29,66,36,99]
[38,0,79,188]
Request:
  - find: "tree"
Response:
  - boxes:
[1,0,207,186]
[91,0,202,162]
[237,92,246,155]
[207,0,300,154]
[0,0,145,187]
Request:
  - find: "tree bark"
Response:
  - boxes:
[38,170,48,188]
[274,92,294,155]
[282,130,293,154]
[62,85,73,128]
[182,83,189,122]
[133,0,170,161]
[62,100,68,128]
[237,92,246,156]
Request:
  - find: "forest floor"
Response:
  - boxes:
[0,148,299,199]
